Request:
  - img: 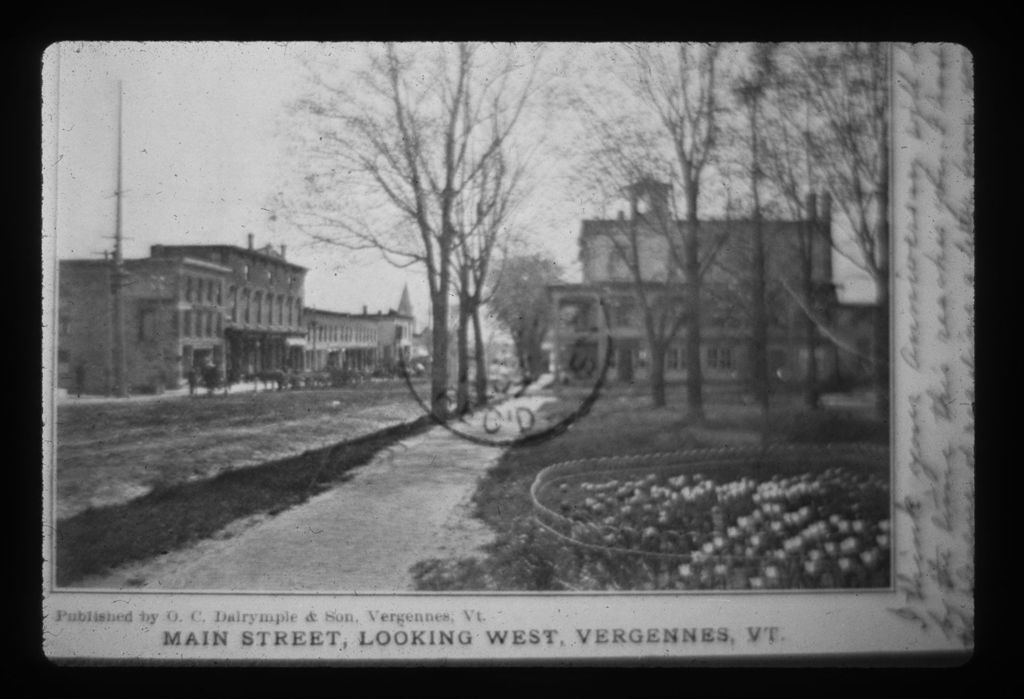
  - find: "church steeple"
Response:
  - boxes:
[397,284,414,318]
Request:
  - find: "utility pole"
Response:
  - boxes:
[111,80,128,397]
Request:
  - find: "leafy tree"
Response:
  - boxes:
[488,253,563,380]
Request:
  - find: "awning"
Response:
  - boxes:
[285,337,307,347]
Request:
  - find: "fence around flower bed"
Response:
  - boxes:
[529,444,891,590]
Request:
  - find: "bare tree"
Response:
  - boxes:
[573,106,687,407]
[286,43,538,419]
[571,44,726,410]
[732,45,775,431]
[452,142,526,411]
[798,42,891,420]
[630,43,724,421]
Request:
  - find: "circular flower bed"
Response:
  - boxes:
[530,445,890,590]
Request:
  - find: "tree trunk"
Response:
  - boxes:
[430,290,449,420]
[749,102,770,436]
[874,83,891,423]
[456,294,471,416]
[471,301,488,405]
[802,221,820,410]
[684,182,705,422]
[873,277,890,422]
[649,338,667,408]
[804,309,820,409]
[430,238,452,420]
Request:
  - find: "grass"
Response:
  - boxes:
[55,416,431,587]
[410,385,890,591]
[54,381,427,519]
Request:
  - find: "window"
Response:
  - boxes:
[243,264,251,282]
[254,292,263,326]
[205,312,213,337]
[243,289,251,323]
[666,347,682,371]
[58,349,70,363]
[215,281,222,305]
[277,296,284,325]
[185,276,194,301]
[613,298,638,328]
[215,313,222,335]
[183,310,193,337]
[707,346,734,370]
[229,286,238,322]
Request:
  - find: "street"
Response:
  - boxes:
[54,381,427,520]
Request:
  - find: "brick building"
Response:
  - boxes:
[549,178,866,390]
[303,308,380,372]
[58,254,233,395]
[303,286,415,375]
[150,235,307,382]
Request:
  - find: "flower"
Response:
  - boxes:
[876,533,889,548]
[840,537,859,554]
[714,563,728,576]
[764,565,779,579]
[749,576,765,589]
[838,557,852,572]
[678,564,693,578]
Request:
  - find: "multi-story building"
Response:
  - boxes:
[303,286,415,374]
[57,254,233,395]
[303,308,380,372]
[150,235,307,381]
[549,178,863,389]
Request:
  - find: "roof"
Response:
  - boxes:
[397,284,414,317]
[579,217,814,240]
[151,244,307,272]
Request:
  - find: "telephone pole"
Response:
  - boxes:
[111,81,128,397]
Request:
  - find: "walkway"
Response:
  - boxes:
[77,396,555,591]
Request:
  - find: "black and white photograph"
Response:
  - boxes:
[41,42,973,663]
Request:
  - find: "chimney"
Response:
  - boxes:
[617,210,625,221]
[279,244,286,259]
[363,305,368,315]
[247,233,254,250]
[805,192,818,222]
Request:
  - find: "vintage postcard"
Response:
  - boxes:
[41,42,973,664]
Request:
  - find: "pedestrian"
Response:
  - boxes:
[187,365,199,396]
[75,364,86,398]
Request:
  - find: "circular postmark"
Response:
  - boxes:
[399,298,613,447]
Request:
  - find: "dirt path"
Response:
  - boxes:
[78,396,555,591]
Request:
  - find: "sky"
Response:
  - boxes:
[44,42,876,329]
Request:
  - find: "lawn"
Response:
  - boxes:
[52,381,428,520]
[410,384,890,591]
[54,417,432,587]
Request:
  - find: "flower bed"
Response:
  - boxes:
[530,445,890,590]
